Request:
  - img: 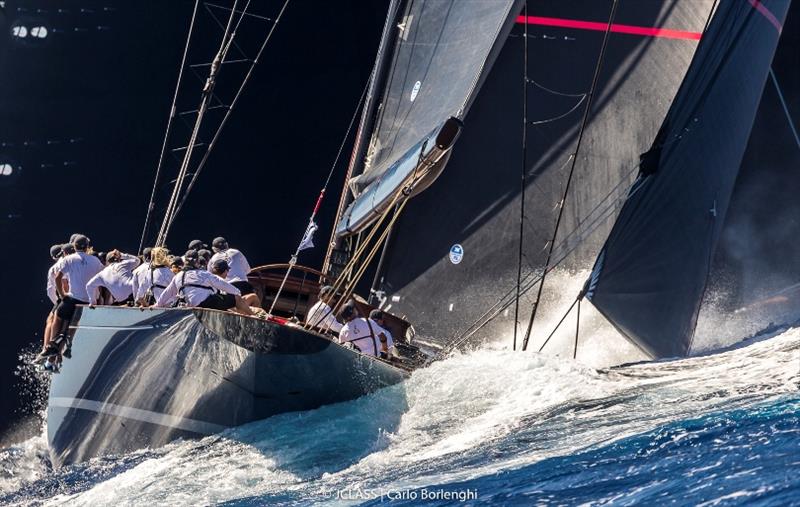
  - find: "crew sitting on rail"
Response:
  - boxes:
[208,236,260,307]
[169,255,184,274]
[155,250,254,316]
[37,244,69,369]
[197,249,212,270]
[133,246,174,305]
[86,249,141,306]
[131,247,152,301]
[305,285,343,333]
[37,234,104,363]
[338,303,394,359]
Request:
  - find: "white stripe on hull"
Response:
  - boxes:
[50,397,227,435]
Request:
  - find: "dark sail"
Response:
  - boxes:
[586,0,791,358]
[368,0,714,347]
[336,0,521,235]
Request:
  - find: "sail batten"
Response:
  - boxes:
[586,0,791,359]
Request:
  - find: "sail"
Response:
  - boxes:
[585,0,791,358]
[369,0,714,348]
[336,0,521,235]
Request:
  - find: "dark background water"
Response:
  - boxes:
[0,0,388,438]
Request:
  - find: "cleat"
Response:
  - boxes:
[62,346,72,359]
[43,361,61,374]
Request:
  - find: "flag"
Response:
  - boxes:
[298,220,318,251]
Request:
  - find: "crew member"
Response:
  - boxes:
[38,245,67,363]
[305,285,343,333]
[155,250,254,316]
[338,303,393,358]
[169,256,184,274]
[37,235,104,362]
[208,237,259,307]
[134,247,174,305]
[85,249,141,305]
[188,239,208,251]
[197,249,212,270]
[131,247,152,302]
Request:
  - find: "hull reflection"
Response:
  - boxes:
[47,306,409,466]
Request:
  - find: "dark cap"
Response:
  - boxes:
[188,239,207,251]
[170,256,184,268]
[142,247,153,261]
[61,243,75,255]
[369,309,384,321]
[50,244,63,259]
[73,234,90,250]
[212,237,228,252]
[96,251,107,264]
[197,249,212,260]
[338,303,357,322]
[211,258,230,273]
[184,249,199,262]
[69,233,83,244]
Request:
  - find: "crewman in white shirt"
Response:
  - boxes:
[131,247,152,302]
[133,247,174,305]
[155,250,254,316]
[208,236,260,307]
[37,235,104,362]
[38,244,67,363]
[86,249,141,305]
[305,285,343,333]
[338,304,394,358]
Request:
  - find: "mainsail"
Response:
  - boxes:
[352,0,715,347]
[585,0,791,358]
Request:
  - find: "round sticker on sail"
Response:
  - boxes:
[410,80,421,102]
[449,244,463,265]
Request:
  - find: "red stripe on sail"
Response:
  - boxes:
[748,0,783,34]
[515,15,702,40]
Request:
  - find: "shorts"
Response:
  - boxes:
[198,293,237,311]
[56,296,87,321]
[231,280,255,296]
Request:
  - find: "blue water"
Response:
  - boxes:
[0,326,798,506]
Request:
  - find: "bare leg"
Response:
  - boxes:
[243,293,261,308]
[231,295,254,316]
[43,312,55,350]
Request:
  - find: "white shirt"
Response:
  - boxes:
[46,262,61,304]
[305,300,343,333]
[57,251,105,303]
[339,318,394,357]
[131,262,149,301]
[208,248,251,282]
[156,269,241,307]
[86,254,140,303]
[132,263,174,301]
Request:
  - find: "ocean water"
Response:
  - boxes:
[0,326,797,506]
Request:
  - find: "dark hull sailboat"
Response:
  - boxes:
[47,304,410,467]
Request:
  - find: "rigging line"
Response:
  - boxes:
[166,0,291,229]
[573,298,580,359]
[514,0,529,351]
[536,295,579,353]
[528,94,587,125]
[442,163,631,355]
[156,0,241,247]
[521,0,619,351]
[138,0,200,254]
[204,1,252,62]
[268,78,370,315]
[769,67,800,151]
[527,77,586,98]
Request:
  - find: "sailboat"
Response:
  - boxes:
[44,0,791,467]
[44,0,521,466]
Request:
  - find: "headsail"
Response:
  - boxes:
[585,0,791,358]
[334,0,522,236]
